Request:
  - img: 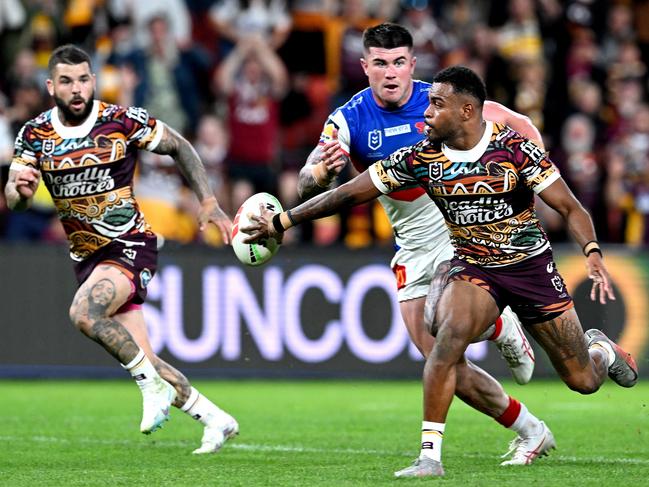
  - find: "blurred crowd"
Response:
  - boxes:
[1,0,649,248]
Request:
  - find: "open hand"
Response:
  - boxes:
[198,197,233,244]
[241,204,283,244]
[586,253,615,304]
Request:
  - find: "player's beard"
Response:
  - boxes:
[54,90,95,124]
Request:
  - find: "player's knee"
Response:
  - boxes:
[69,305,92,335]
[565,375,601,395]
[433,322,471,363]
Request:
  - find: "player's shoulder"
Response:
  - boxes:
[492,121,523,144]
[336,87,374,115]
[16,108,54,141]
[385,138,431,166]
[23,108,53,130]
[97,101,153,125]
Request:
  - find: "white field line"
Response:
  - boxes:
[0,435,647,466]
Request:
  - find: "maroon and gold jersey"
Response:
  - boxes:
[10,100,163,260]
[369,121,561,267]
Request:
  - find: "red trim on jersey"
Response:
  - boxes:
[496,396,522,427]
[386,186,426,201]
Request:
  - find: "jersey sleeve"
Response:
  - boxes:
[368,145,419,194]
[119,105,164,151]
[9,123,39,172]
[318,109,351,154]
[514,137,560,193]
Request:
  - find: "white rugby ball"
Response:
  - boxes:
[231,192,283,266]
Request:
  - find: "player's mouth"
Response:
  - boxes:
[383,83,400,93]
[70,98,86,110]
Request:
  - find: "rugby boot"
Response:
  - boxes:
[394,457,445,478]
[585,329,638,387]
[500,421,556,466]
[493,307,535,384]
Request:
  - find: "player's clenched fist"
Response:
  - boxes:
[14,167,41,199]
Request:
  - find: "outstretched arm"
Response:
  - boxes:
[152,122,232,243]
[243,170,381,242]
[538,177,613,304]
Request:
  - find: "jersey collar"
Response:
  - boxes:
[441,121,493,163]
[51,100,99,139]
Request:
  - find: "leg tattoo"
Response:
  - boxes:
[156,360,192,407]
[91,318,141,364]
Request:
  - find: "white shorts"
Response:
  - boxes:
[390,242,455,302]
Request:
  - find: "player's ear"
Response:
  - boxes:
[46,78,54,97]
[360,57,369,75]
[460,102,474,121]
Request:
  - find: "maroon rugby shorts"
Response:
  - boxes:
[73,233,158,304]
[447,249,574,324]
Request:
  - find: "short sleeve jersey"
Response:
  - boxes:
[11,100,163,261]
[369,121,560,266]
[318,80,448,250]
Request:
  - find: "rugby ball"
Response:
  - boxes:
[231,192,283,266]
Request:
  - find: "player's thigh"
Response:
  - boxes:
[436,280,500,345]
[71,264,134,318]
[525,307,592,380]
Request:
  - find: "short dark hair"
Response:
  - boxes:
[362,23,413,51]
[48,44,92,76]
[432,66,487,106]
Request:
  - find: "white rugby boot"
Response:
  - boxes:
[492,307,535,384]
[140,377,177,434]
[500,421,556,466]
[192,412,239,454]
[394,457,445,478]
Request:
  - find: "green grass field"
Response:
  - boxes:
[0,379,647,486]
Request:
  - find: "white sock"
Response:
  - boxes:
[121,349,160,388]
[420,421,445,462]
[508,403,542,437]
[591,341,615,367]
[180,387,227,426]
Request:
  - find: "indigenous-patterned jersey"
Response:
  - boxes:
[11,100,163,261]
[369,121,561,267]
[319,80,448,250]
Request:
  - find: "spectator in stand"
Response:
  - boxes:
[108,0,192,49]
[397,0,455,81]
[215,34,288,212]
[137,14,206,136]
[209,0,292,51]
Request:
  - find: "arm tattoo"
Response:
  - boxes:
[297,147,352,200]
[153,124,213,202]
[291,185,357,224]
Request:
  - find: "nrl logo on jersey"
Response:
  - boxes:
[368,129,382,150]
[429,162,443,181]
[42,139,56,155]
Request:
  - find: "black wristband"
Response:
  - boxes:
[583,240,601,257]
[585,247,602,257]
[272,213,285,233]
